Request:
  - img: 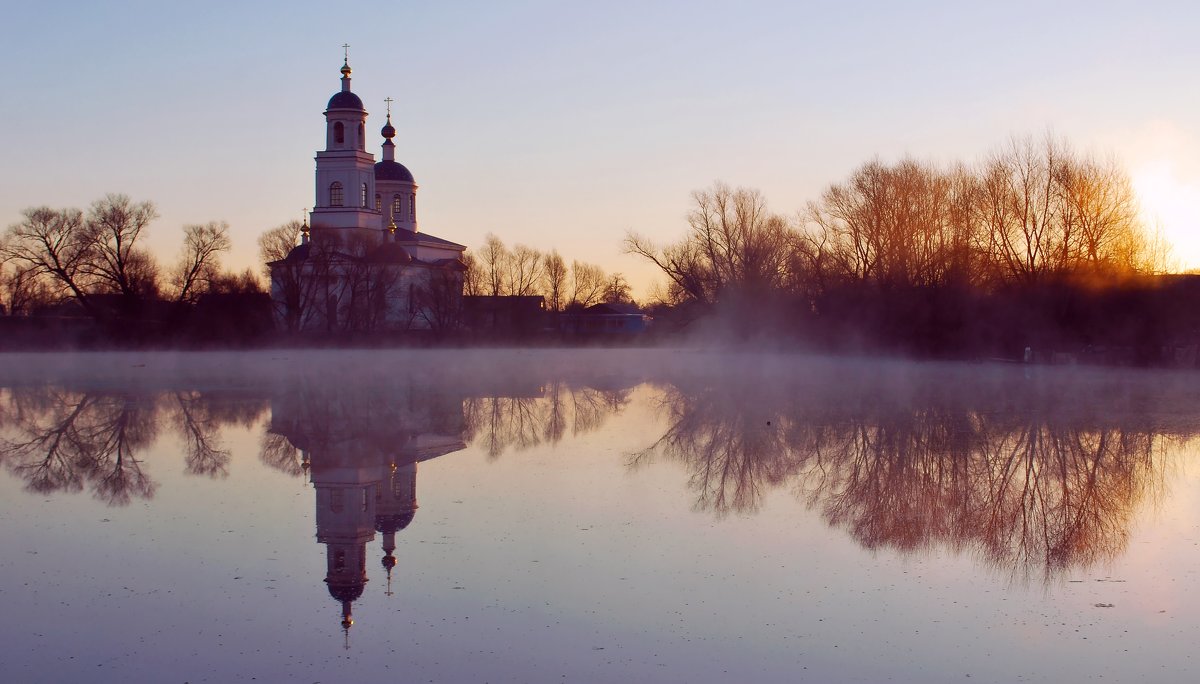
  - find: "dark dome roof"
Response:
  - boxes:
[282,243,311,262]
[375,510,416,534]
[368,242,412,265]
[326,90,364,111]
[326,580,365,603]
[375,160,414,183]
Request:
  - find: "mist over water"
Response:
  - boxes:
[2,350,1199,682]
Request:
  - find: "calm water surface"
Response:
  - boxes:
[3,350,1200,683]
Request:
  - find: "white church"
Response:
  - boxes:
[267,56,466,333]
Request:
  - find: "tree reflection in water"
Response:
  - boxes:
[171,391,233,478]
[633,365,1196,581]
[0,389,159,505]
[259,431,306,477]
[0,387,268,505]
[0,367,631,507]
[463,381,632,458]
[3,358,1197,585]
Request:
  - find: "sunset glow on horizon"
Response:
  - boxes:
[1132,161,1200,271]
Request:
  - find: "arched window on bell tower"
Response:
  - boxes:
[410,192,416,218]
[330,182,344,207]
[358,123,365,151]
[392,194,402,217]
[375,194,381,211]
[361,183,369,208]
[334,122,345,145]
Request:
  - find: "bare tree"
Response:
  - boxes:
[1139,219,1175,275]
[257,221,302,270]
[340,251,407,332]
[603,273,632,304]
[1,207,94,312]
[807,158,980,288]
[569,260,607,308]
[689,183,793,292]
[170,221,232,304]
[208,268,266,295]
[83,194,159,297]
[258,221,321,332]
[975,134,1153,283]
[3,196,173,320]
[461,252,483,296]
[543,250,567,311]
[1063,154,1143,274]
[415,267,465,335]
[479,234,509,297]
[122,249,162,299]
[0,262,53,315]
[626,182,796,305]
[506,244,544,297]
[625,232,712,305]
[977,136,1062,282]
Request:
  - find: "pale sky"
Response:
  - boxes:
[2,1,1198,297]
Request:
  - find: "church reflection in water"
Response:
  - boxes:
[263,376,635,636]
[5,360,1200,637]
[266,381,471,637]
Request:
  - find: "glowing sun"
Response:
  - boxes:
[1132,161,1200,271]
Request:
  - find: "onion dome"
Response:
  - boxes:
[326,580,365,604]
[326,58,364,111]
[381,114,396,141]
[381,553,397,572]
[374,160,414,182]
[327,90,364,111]
[375,509,417,534]
[282,243,311,262]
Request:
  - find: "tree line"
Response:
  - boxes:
[630,135,1165,302]
[1,194,637,346]
[0,194,266,344]
[627,134,1189,358]
[4,133,1192,355]
[462,233,632,310]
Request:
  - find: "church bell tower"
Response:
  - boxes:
[310,49,381,238]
